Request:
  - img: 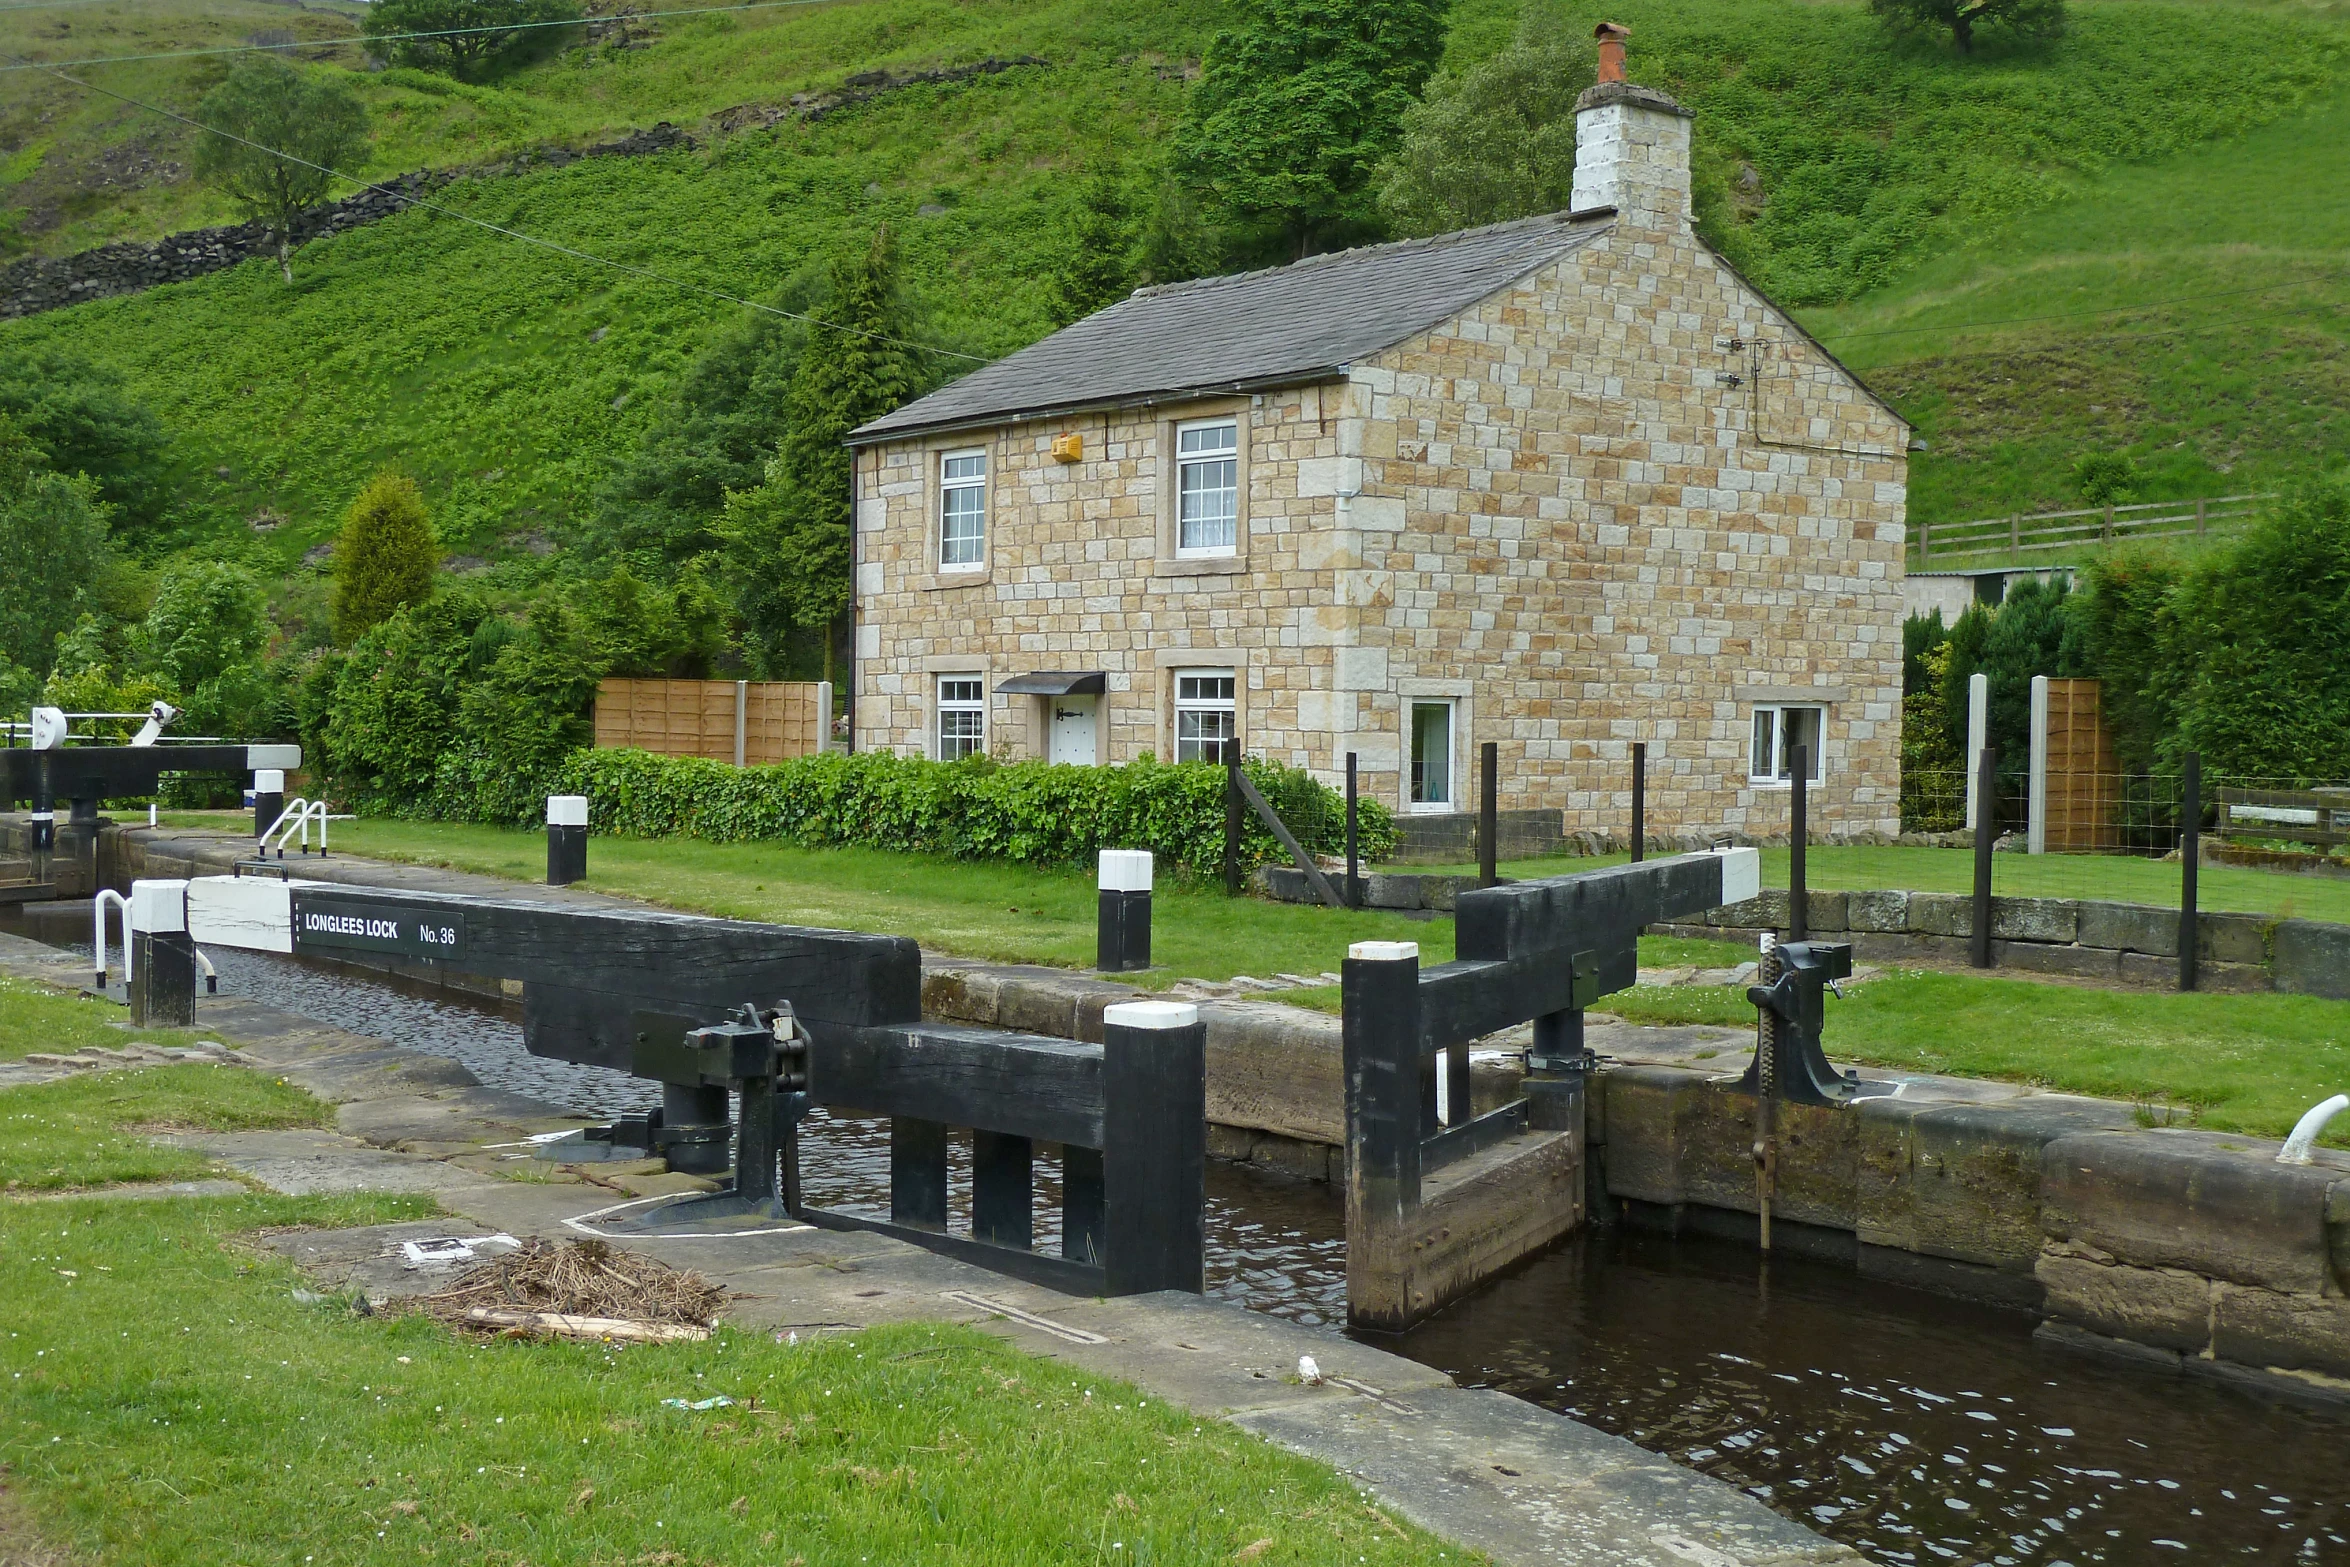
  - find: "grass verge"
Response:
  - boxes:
[0,975,205,1063]
[0,1064,329,1192]
[0,984,1481,1565]
[1605,971,2350,1145]
[1,1192,1473,1565]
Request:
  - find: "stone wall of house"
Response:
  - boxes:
[1326,221,1910,837]
[852,210,1908,838]
[851,383,1346,766]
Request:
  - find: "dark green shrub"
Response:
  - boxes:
[430,745,1399,878]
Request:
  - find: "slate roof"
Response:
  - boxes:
[848,209,1617,445]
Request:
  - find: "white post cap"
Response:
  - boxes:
[1098,849,1154,893]
[254,769,286,792]
[130,878,189,934]
[547,795,589,827]
[1103,1000,1198,1031]
[1348,940,1420,962]
[1710,843,1761,905]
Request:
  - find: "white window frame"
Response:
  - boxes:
[938,448,986,572]
[1749,704,1826,788]
[1173,668,1237,764]
[935,674,986,760]
[1174,419,1239,557]
[1407,699,1457,813]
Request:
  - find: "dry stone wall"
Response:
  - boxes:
[0,124,691,321]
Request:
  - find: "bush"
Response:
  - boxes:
[332,471,438,643]
[0,414,112,680]
[428,745,1399,878]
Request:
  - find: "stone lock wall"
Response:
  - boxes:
[854,210,1909,837]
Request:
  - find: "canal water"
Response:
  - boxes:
[90,941,2350,1563]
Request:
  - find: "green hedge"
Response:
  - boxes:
[427,745,1399,876]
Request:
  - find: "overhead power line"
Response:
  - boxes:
[3,49,990,365]
[0,0,840,73]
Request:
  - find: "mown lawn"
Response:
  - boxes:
[1606,971,2350,1146]
[0,974,204,1062]
[1409,844,2350,925]
[0,984,1480,1566]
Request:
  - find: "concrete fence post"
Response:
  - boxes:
[2027,674,2049,856]
[1963,672,1989,832]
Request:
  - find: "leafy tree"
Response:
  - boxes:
[586,277,818,567]
[320,594,484,806]
[192,59,370,283]
[1174,0,1453,261]
[0,349,169,533]
[137,560,272,694]
[2165,480,2350,779]
[364,0,583,79]
[1869,0,2063,54]
[1375,15,1591,237]
[572,564,728,677]
[0,413,111,680]
[1047,167,1141,327]
[719,227,923,678]
[332,471,438,643]
[2061,548,2184,772]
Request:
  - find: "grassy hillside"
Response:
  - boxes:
[1,0,2345,563]
[1812,86,2350,525]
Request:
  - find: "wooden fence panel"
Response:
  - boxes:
[2040,678,2117,852]
[593,679,826,764]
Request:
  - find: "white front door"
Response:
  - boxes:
[1048,695,1099,766]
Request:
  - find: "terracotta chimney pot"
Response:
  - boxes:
[1594,21,1631,84]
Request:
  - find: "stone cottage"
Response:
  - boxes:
[846,31,1911,846]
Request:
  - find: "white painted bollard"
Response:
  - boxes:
[1096,850,1153,973]
[547,795,589,886]
[128,878,195,1027]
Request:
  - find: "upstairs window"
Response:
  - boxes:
[1174,669,1237,764]
[939,449,986,570]
[937,676,986,760]
[1750,704,1826,786]
[1175,420,1238,555]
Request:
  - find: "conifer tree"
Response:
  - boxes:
[331,470,438,643]
[719,227,921,678]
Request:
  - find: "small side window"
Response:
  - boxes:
[1749,704,1825,785]
[1173,669,1237,763]
[939,449,986,570]
[1174,421,1239,556]
[936,675,986,760]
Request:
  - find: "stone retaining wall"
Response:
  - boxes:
[1599,1064,2350,1395]
[0,125,691,320]
[1652,887,2350,997]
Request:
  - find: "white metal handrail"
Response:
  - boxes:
[260,797,353,858]
[93,888,130,991]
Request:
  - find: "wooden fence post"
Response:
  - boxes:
[2010,512,2021,558]
[1918,520,1930,565]
[2102,505,2114,544]
[1630,741,1646,864]
[2196,497,2206,540]
[1478,740,1498,889]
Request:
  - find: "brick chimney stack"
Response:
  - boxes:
[1570,22,1695,232]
